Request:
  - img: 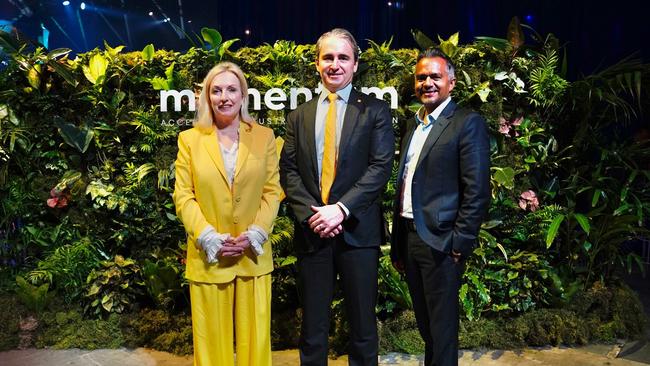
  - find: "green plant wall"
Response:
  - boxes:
[1,25,649,323]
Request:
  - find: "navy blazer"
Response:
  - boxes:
[391,100,490,259]
[280,88,395,252]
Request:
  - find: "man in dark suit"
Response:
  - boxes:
[391,48,490,366]
[280,28,394,366]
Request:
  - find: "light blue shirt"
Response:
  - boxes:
[400,97,452,218]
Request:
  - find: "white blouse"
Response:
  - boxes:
[219,136,238,187]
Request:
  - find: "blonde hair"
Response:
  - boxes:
[194,62,254,132]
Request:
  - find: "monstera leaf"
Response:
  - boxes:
[55,118,94,153]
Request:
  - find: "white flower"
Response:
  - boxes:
[494,71,508,81]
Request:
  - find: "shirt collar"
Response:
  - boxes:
[415,97,452,127]
[318,82,353,105]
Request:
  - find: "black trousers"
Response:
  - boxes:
[401,218,463,366]
[297,237,380,366]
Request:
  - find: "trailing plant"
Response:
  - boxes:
[84,255,145,317]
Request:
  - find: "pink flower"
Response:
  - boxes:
[47,187,69,208]
[498,116,524,137]
[518,190,539,212]
[498,117,510,135]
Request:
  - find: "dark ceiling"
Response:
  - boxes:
[2,0,648,78]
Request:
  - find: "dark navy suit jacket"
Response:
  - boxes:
[280,88,395,252]
[391,100,490,259]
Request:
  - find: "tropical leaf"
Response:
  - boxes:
[411,29,435,50]
[573,213,590,234]
[507,16,524,48]
[82,53,108,85]
[546,214,565,248]
[55,119,94,153]
[48,60,78,87]
[218,39,239,58]
[201,27,222,50]
[141,44,155,62]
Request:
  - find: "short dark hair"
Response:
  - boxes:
[416,48,455,79]
[315,28,360,62]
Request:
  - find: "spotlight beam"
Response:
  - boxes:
[120,0,132,50]
[150,0,183,39]
[97,10,127,46]
[50,16,82,51]
[75,9,88,51]
[177,0,185,39]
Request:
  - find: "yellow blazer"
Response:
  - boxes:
[173,122,281,283]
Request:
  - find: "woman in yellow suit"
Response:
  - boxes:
[173,61,281,366]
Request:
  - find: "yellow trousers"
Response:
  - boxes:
[189,275,272,366]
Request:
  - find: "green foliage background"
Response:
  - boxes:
[0,23,649,351]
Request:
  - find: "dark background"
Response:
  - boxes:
[1,0,648,79]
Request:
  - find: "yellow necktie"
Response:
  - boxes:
[321,93,337,204]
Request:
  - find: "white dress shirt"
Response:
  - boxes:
[400,97,452,219]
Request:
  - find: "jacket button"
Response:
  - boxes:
[233,216,239,224]
[235,196,241,203]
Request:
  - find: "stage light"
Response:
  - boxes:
[187,20,192,23]
[62,1,70,5]
[80,2,86,10]
[525,14,533,21]
[244,29,250,35]
[148,11,153,16]
[387,1,392,6]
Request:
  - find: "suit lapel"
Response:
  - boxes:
[337,89,362,168]
[415,101,456,171]
[303,99,320,180]
[202,130,228,182]
[234,123,251,179]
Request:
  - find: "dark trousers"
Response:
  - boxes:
[401,218,463,366]
[297,237,380,366]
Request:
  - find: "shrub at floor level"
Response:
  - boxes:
[0,295,24,351]
[380,282,647,352]
[120,308,193,355]
[35,311,123,349]
[2,281,646,355]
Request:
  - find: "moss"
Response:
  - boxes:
[35,311,123,349]
[379,283,644,353]
[517,309,589,346]
[271,308,301,350]
[152,327,193,355]
[609,285,647,338]
[379,310,425,354]
[120,308,192,355]
[0,294,25,351]
[460,318,519,349]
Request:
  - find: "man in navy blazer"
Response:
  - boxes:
[391,48,490,366]
[280,28,394,366]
